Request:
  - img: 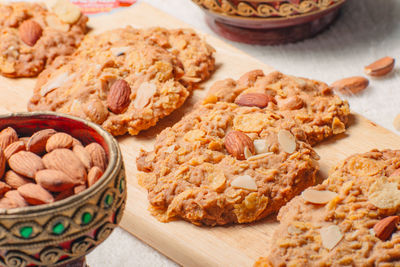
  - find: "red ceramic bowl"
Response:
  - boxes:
[0,112,126,267]
[192,0,346,45]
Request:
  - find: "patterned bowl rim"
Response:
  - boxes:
[194,0,346,22]
[0,111,121,217]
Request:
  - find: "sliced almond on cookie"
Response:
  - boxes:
[133,82,157,109]
[302,189,338,204]
[253,139,268,154]
[231,175,257,191]
[319,225,343,250]
[277,129,296,154]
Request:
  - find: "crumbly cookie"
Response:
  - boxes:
[0,1,87,78]
[74,26,215,88]
[136,102,319,226]
[206,70,350,145]
[28,38,190,136]
[256,150,400,266]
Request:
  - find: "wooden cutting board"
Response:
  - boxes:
[1,3,400,266]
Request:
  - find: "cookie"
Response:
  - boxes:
[136,101,319,226]
[76,27,215,87]
[206,70,350,145]
[256,150,400,266]
[28,27,215,136]
[0,1,87,78]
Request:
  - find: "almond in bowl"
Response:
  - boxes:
[0,112,126,267]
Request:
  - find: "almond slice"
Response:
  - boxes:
[231,175,257,191]
[364,57,395,77]
[277,129,296,154]
[244,146,253,159]
[253,139,268,154]
[133,82,157,109]
[319,225,343,250]
[40,72,73,96]
[302,189,338,204]
[247,152,273,161]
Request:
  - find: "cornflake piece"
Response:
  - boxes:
[319,225,343,250]
[301,189,338,204]
[369,181,400,209]
[231,175,257,191]
[277,130,296,154]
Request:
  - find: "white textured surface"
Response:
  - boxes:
[85,0,400,266]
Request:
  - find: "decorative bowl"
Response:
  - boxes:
[0,112,126,267]
[192,0,346,45]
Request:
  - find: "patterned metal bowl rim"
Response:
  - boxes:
[0,111,121,218]
[194,0,346,22]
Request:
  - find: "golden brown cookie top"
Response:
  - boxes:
[0,1,87,78]
[259,149,400,266]
[207,70,350,145]
[28,26,215,136]
[137,102,319,226]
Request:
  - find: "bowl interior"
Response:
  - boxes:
[0,112,119,216]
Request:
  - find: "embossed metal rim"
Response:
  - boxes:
[194,0,346,22]
[0,111,122,217]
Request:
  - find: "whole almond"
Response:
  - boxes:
[373,216,399,241]
[45,132,73,152]
[4,141,26,160]
[35,169,77,192]
[235,93,276,108]
[42,148,87,183]
[0,181,11,196]
[0,127,18,150]
[0,198,19,209]
[85,143,108,172]
[107,79,131,114]
[72,137,83,147]
[18,183,54,205]
[9,151,44,178]
[74,184,87,194]
[88,166,103,187]
[0,148,5,178]
[224,131,255,160]
[19,20,43,46]
[27,129,57,154]
[73,144,92,170]
[364,57,395,77]
[5,190,28,207]
[331,76,369,95]
[55,188,74,201]
[4,170,31,189]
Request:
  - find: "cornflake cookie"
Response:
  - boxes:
[28,27,215,136]
[256,150,400,266]
[206,70,350,145]
[0,1,87,77]
[136,102,319,226]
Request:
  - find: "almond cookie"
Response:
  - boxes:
[256,150,400,266]
[206,70,350,145]
[76,27,215,88]
[27,27,215,136]
[136,102,319,226]
[0,1,87,78]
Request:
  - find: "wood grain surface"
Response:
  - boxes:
[0,3,399,266]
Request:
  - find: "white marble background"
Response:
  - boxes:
[80,0,399,265]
